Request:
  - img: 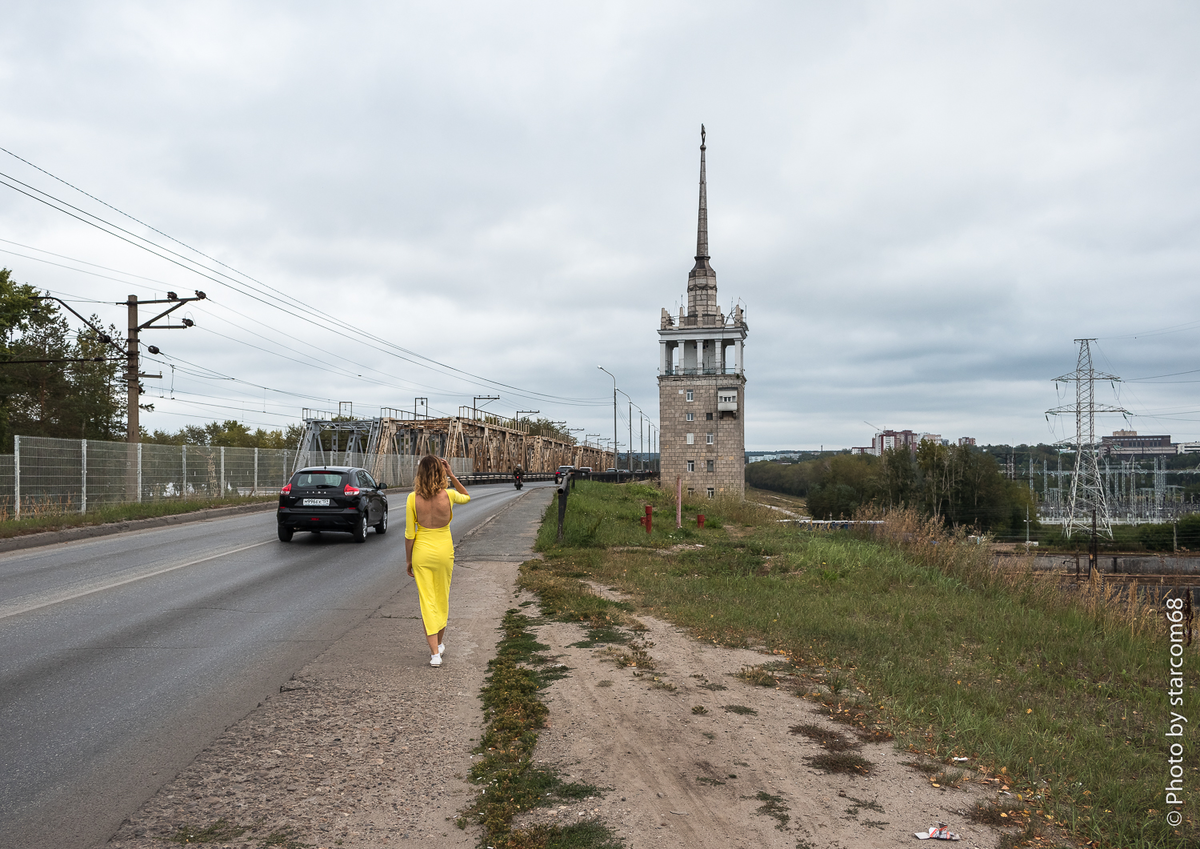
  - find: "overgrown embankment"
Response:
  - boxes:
[518,480,1196,849]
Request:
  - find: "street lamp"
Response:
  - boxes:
[598,366,618,471]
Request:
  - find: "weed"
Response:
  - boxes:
[721,704,757,716]
[749,791,790,830]
[805,752,872,775]
[789,723,856,752]
[736,665,777,688]
[691,705,708,715]
[698,681,728,691]
[570,626,631,648]
[596,679,613,688]
[696,776,726,786]
[261,832,312,849]
[841,793,884,818]
[967,799,1027,825]
[169,820,247,844]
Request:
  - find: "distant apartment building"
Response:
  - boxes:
[851,429,972,456]
[1099,430,1175,457]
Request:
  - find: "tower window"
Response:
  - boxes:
[686,433,694,445]
[706,460,714,472]
[706,487,715,499]
[687,487,695,496]
[706,433,714,445]
[686,412,694,422]
[686,390,694,402]
[687,460,695,472]
[706,412,713,420]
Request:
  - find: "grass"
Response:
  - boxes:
[462,609,621,849]
[0,494,276,538]
[524,479,1200,849]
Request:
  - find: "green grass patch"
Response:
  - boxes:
[521,482,1200,849]
[463,608,620,849]
[0,495,275,539]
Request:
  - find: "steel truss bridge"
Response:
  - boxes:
[292,408,613,482]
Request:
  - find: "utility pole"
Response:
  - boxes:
[123,291,206,500]
[1046,339,1128,540]
[414,397,427,419]
[473,395,499,421]
[125,291,206,443]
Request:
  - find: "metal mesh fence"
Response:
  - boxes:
[5,436,298,519]
[0,436,475,519]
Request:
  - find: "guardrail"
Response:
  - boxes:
[461,473,555,484]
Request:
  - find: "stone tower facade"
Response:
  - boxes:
[658,127,748,498]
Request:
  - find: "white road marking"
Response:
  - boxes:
[0,540,275,620]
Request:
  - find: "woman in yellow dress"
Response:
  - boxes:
[405,455,470,667]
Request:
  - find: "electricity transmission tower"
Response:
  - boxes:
[1046,339,1128,539]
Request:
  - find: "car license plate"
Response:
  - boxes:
[302,498,330,507]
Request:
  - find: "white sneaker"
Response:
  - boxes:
[438,643,445,657]
[429,654,442,667]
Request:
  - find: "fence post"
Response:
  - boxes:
[220,447,226,496]
[182,444,187,498]
[13,435,19,520]
[81,439,87,514]
[137,442,143,503]
[254,447,259,495]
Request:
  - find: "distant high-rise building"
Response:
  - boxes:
[658,127,748,498]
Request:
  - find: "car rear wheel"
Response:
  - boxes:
[352,513,367,543]
[374,508,388,535]
[277,525,293,542]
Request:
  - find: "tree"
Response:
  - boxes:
[0,270,123,450]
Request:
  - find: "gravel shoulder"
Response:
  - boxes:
[105,490,1008,849]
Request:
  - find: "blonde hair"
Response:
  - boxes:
[414,455,446,500]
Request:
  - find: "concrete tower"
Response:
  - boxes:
[658,126,748,498]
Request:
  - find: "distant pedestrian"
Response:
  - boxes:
[405,455,470,667]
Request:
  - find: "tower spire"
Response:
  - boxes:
[687,124,717,317]
[696,124,708,261]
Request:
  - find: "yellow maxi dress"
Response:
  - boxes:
[405,488,471,636]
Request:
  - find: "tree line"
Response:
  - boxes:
[747,443,1035,533]
[0,268,124,452]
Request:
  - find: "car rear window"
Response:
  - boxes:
[295,472,345,487]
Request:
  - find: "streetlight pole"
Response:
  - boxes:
[598,366,617,470]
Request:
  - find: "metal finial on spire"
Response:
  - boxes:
[701,123,705,147]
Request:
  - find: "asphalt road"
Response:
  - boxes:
[0,481,544,849]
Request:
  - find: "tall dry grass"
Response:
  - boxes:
[857,506,1165,639]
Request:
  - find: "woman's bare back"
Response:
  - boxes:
[413,491,452,529]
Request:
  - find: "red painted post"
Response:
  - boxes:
[697,514,705,529]
[642,504,652,534]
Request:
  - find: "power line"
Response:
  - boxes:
[0,161,607,407]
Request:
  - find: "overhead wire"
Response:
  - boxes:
[0,156,608,407]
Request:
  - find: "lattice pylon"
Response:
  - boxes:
[1046,339,1128,540]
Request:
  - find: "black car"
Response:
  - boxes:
[277,466,388,543]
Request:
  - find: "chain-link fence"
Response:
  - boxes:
[0,436,474,519]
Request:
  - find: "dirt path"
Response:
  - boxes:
[105,491,1008,849]
[520,595,1003,849]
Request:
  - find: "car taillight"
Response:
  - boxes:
[343,484,360,496]
[280,483,292,494]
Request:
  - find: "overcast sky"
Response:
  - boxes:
[2,1,1198,453]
